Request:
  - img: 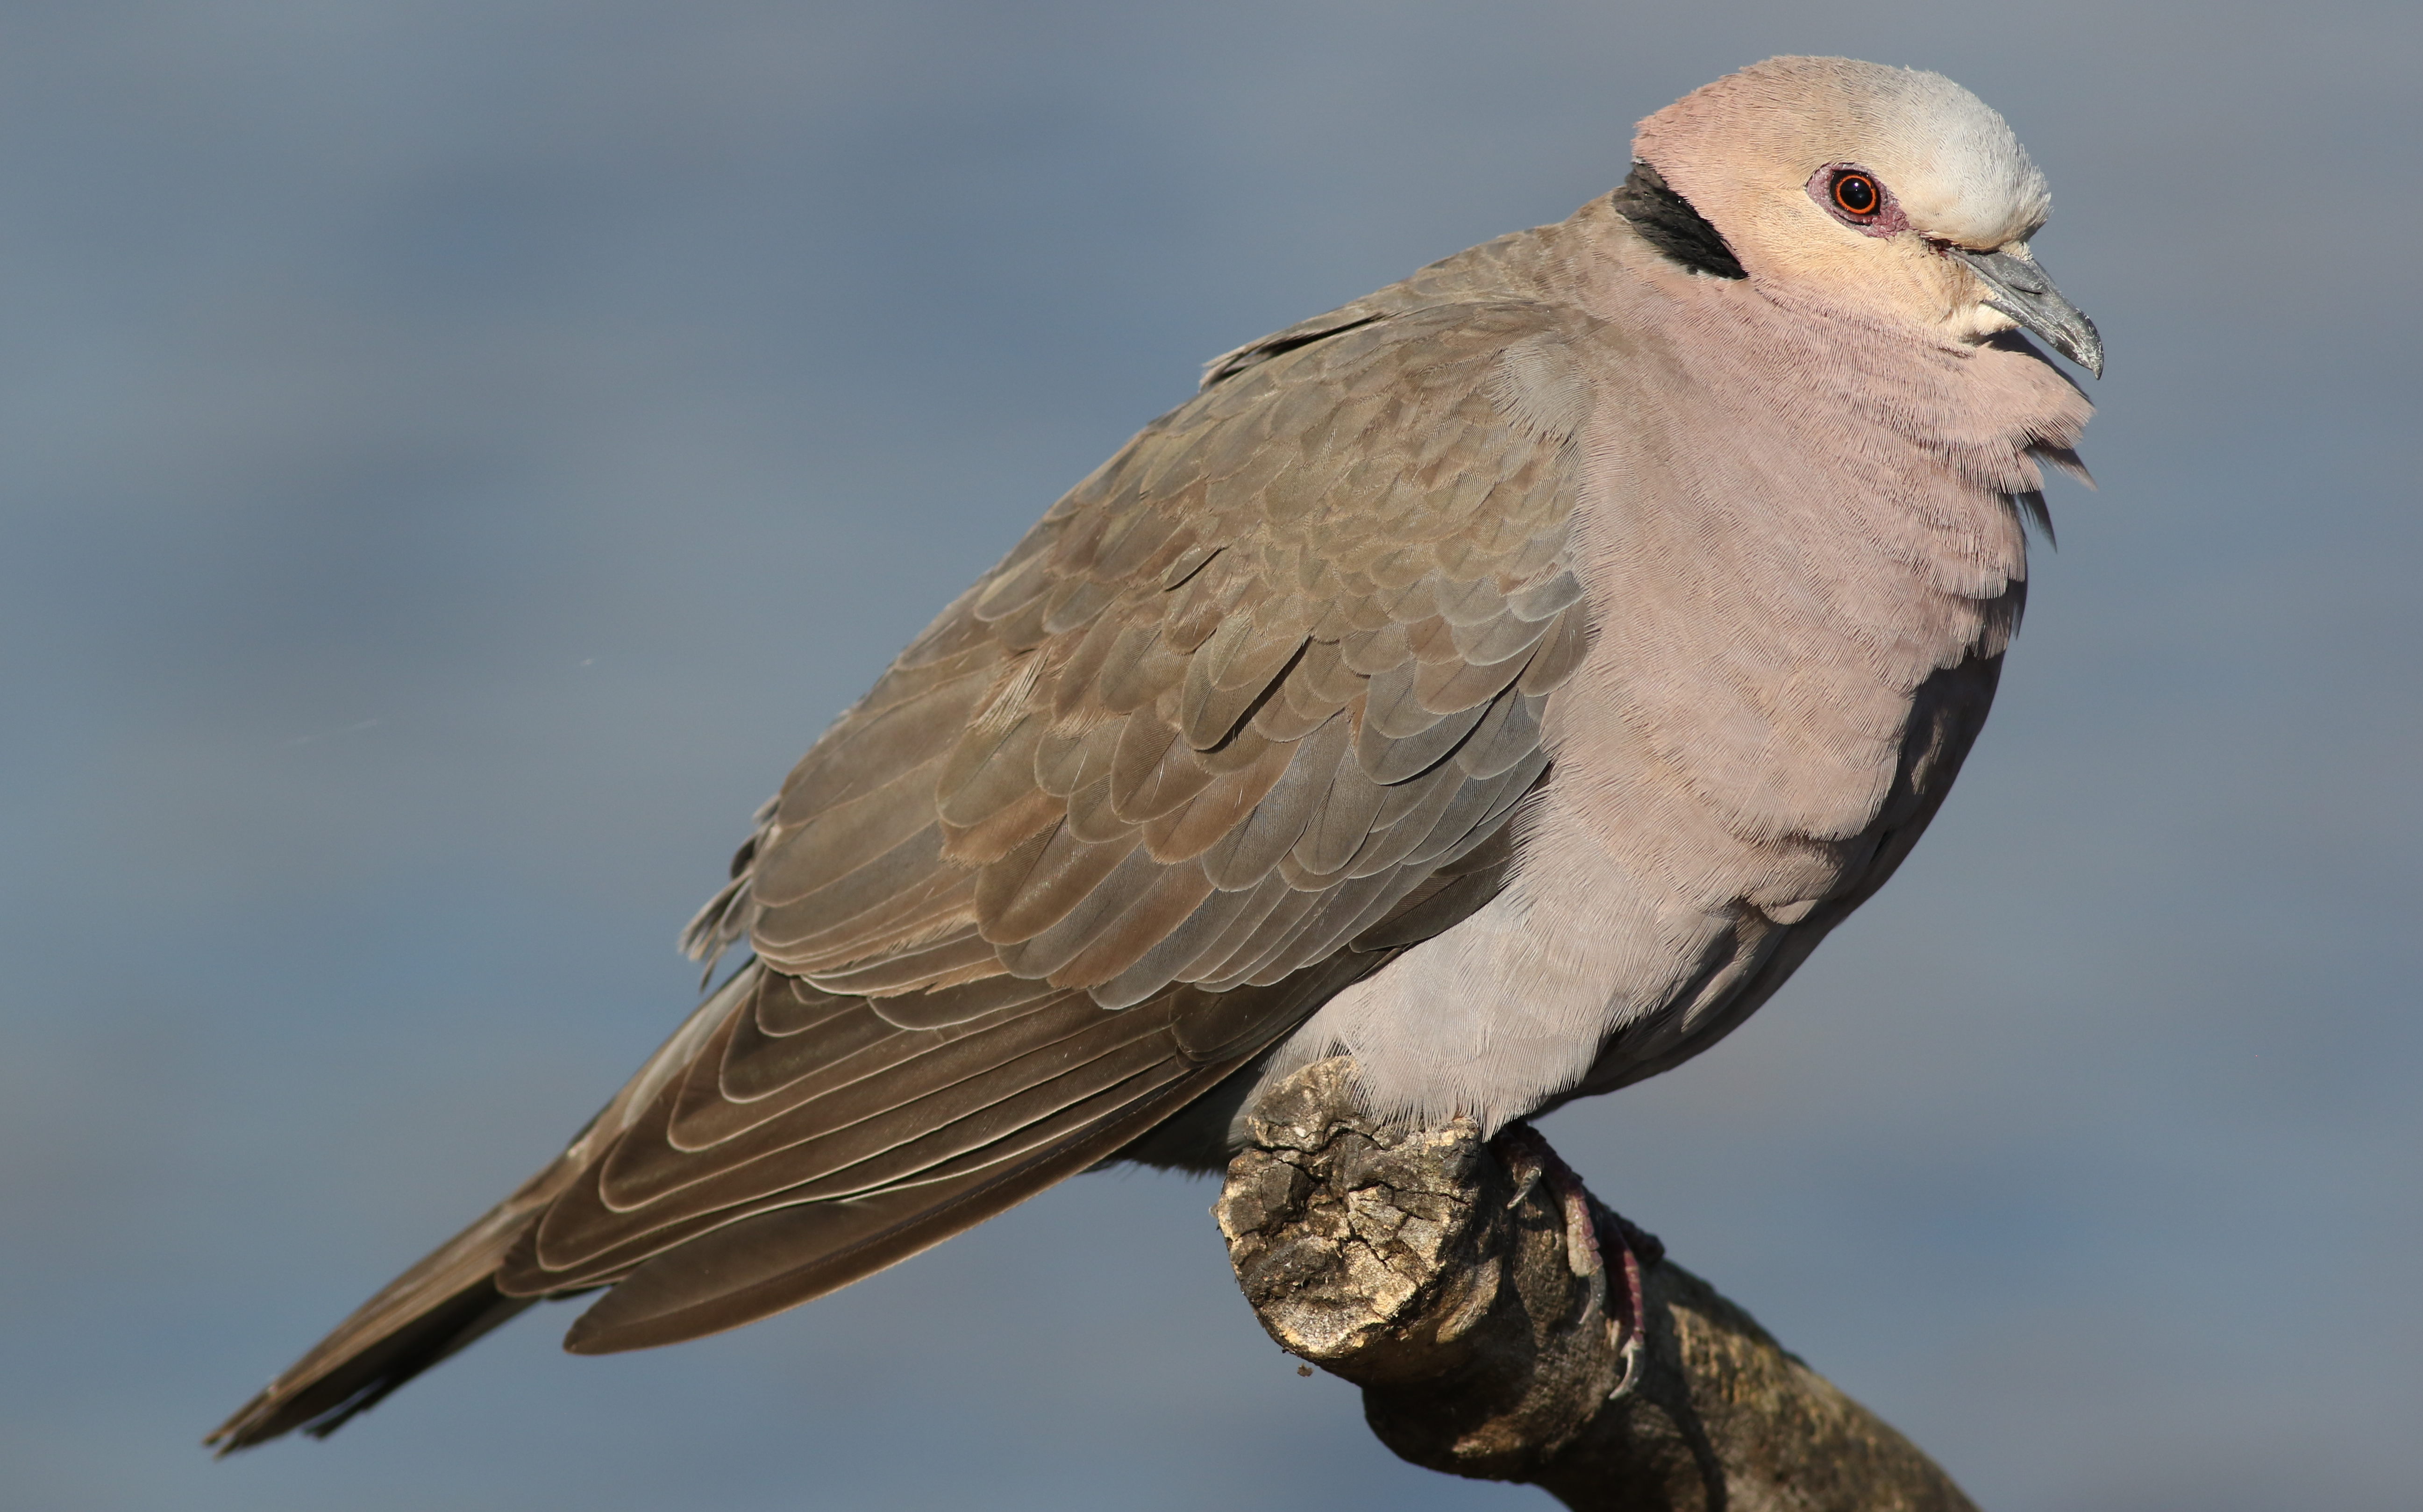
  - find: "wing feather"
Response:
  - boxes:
[219,277,1610,1443]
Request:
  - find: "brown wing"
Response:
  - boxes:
[210,292,1597,1449]
[693,298,1591,997]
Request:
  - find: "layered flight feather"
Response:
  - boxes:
[210,247,1598,1449]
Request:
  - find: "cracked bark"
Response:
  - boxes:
[1215,1059,1980,1511]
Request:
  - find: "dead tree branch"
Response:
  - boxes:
[1216,1059,1980,1511]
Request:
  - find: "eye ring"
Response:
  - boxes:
[1831,171,1880,218]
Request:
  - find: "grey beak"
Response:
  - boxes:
[1950,243,2102,377]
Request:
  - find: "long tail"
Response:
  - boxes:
[207,947,1328,1448]
[205,966,755,1452]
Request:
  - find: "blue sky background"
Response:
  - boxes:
[3,3,2417,1508]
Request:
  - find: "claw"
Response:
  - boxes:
[1492,1123,1652,1398]
[1607,1224,1645,1398]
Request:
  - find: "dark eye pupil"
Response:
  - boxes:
[1835,175,1876,214]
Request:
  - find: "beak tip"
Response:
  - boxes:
[2068,314,2105,378]
[2069,332,2104,380]
[1959,245,2102,380]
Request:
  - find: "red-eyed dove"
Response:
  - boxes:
[212,55,2096,1450]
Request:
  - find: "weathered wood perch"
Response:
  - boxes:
[1215,1059,1980,1511]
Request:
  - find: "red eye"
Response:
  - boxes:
[1832,172,1880,217]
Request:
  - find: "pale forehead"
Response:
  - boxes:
[1822,62,2049,241]
[1642,57,2052,246]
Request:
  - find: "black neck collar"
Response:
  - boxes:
[1609,162,1745,280]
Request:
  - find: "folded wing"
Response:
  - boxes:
[212,288,1602,1449]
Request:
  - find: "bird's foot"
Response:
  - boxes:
[1491,1122,1656,1399]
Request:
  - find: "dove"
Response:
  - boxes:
[211,55,2095,1450]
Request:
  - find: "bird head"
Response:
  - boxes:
[1634,56,2101,376]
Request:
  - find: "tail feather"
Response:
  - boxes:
[207,965,759,1452]
[206,954,1316,1449]
[209,1277,538,1450]
[206,1185,552,1450]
